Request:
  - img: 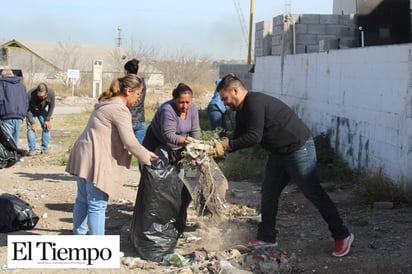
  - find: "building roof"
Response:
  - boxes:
[0,39,133,73]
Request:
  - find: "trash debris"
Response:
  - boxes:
[182,138,229,222]
[163,253,190,267]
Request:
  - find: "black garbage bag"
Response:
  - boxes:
[0,193,39,233]
[0,121,29,168]
[130,158,183,262]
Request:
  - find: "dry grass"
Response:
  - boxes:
[354,169,412,206]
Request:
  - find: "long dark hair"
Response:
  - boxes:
[98,74,142,102]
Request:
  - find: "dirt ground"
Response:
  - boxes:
[0,99,411,274]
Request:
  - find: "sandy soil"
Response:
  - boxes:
[0,100,411,274]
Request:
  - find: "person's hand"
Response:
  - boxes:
[148,151,158,159]
[213,138,230,158]
[30,124,36,132]
[185,136,197,145]
[142,151,159,166]
[44,121,52,130]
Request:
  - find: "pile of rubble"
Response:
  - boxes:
[121,138,297,273]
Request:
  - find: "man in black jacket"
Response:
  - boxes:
[26,83,55,155]
[216,74,354,257]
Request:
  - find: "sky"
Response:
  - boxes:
[1,0,332,60]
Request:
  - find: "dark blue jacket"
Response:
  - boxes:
[0,76,28,120]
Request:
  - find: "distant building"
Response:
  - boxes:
[254,0,411,58]
[333,0,411,46]
[0,39,164,88]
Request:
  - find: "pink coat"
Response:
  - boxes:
[65,97,150,199]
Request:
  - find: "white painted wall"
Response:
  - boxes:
[252,44,412,184]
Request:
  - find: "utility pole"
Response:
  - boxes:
[247,0,254,64]
[117,27,122,47]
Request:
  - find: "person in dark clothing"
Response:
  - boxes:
[124,58,146,144]
[26,83,56,155]
[143,83,201,235]
[0,69,28,146]
[215,74,354,257]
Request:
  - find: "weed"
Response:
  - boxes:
[314,133,360,183]
[354,169,412,206]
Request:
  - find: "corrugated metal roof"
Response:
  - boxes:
[1,39,163,76]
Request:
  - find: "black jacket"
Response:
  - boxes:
[230,92,312,154]
[26,87,56,124]
[128,78,146,124]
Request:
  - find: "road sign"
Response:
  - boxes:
[67,69,80,79]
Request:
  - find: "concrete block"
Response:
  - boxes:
[272,34,282,46]
[295,44,318,54]
[296,34,318,45]
[263,47,272,56]
[256,20,272,34]
[272,46,282,56]
[273,15,285,26]
[255,21,265,31]
[255,30,265,40]
[298,14,320,24]
[263,35,272,47]
[319,39,339,52]
[306,45,319,53]
[340,26,357,37]
[326,24,344,35]
[255,48,264,57]
[294,23,308,34]
[307,24,327,35]
[320,15,340,25]
[272,25,284,36]
[318,34,338,41]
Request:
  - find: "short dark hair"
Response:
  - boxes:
[124,58,140,74]
[216,73,243,91]
[172,83,192,99]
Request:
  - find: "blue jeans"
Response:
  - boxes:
[207,104,227,131]
[73,177,108,235]
[26,109,50,152]
[133,121,146,144]
[2,119,22,146]
[258,138,350,242]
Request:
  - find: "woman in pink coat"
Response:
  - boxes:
[66,74,157,235]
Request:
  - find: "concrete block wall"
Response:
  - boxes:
[255,14,358,57]
[219,64,254,91]
[251,44,412,184]
[255,20,272,57]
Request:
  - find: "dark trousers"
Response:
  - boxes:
[258,138,350,242]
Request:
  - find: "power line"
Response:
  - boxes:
[233,0,249,47]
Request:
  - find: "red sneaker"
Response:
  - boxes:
[332,233,354,257]
[246,237,278,248]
